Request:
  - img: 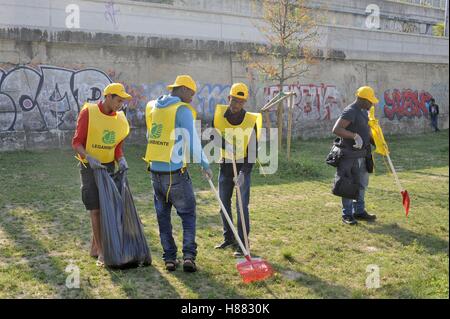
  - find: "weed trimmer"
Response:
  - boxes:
[207,178,273,283]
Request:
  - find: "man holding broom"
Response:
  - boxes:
[211,83,262,257]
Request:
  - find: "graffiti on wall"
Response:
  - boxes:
[383,89,433,120]
[264,83,343,122]
[104,1,120,30]
[0,65,232,132]
[112,79,231,127]
[0,65,112,132]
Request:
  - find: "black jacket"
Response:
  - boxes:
[429,103,439,115]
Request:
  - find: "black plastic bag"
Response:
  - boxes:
[93,169,152,269]
[332,175,360,200]
[325,138,344,167]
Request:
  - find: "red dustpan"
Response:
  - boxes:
[386,155,411,217]
[236,255,274,284]
[401,190,410,217]
[208,178,274,283]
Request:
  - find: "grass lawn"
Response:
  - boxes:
[0,130,448,299]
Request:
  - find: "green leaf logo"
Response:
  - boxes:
[150,123,163,139]
[102,130,116,144]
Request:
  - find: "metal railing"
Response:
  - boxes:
[389,0,446,10]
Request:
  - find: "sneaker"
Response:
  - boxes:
[165,259,179,272]
[233,249,244,258]
[183,259,197,273]
[96,255,105,267]
[214,240,236,249]
[342,215,358,225]
[354,211,377,221]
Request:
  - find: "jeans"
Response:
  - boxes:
[218,170,251,246]
[342,158,369,217]
[151,170,197,261]
[431,115,439,131]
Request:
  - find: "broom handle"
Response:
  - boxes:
[207,178,250,258]
[231,156,250,254]
[386,154,403,192]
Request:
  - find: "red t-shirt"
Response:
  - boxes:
[72,101,124,161]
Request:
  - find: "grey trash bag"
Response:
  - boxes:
[93,168,152,269]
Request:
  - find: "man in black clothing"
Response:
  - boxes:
[332,86,378,225]
[429,98,440,132]
[211,83,261,257]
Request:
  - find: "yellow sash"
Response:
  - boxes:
[213,104,262,160]
[83,103,129,163]
[143,101,197,164]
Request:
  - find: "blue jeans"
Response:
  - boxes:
[342,158,369,217]
[431,115,439,131]
[151,170,197,261]
[218,170,251,245]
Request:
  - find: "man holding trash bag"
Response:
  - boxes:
[331,86,377,225]
[72,82,131,266]
[211,83,262,257]
[143,75,212,273]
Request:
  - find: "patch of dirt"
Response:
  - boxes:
[362,246,379,253]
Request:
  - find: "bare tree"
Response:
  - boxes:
[243,0,320,149]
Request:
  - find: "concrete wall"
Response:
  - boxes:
[0,0,448,151]
[0,0,446,40]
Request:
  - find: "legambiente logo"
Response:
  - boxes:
[102,130,116,144]
[150,123,163,139]
[146,120,279,174]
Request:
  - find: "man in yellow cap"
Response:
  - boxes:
[211,83,262,257]
[72,82,131,266]
[143,75,212,272]
[332,86,377,225]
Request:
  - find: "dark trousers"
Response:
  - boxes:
[431,115,439,131]
[218,170,251,246]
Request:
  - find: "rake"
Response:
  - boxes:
[207,178,274,283]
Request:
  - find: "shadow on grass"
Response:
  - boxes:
[367,223,449,255]
[0,208,94,298]
[169,264,246,299]
[107,264,182,299]
[104,230,183,298]
[271,262,356,299]
[410,171,449,178]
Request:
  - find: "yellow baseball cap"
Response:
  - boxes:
[167,75,197,93]
[230,83,249,100]
[103,83,132,100]
[356,86,379,105]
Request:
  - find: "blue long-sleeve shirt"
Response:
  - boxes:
[149,95,210,172]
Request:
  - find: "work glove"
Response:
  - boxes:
[201,167,213,180]
[86,155,105,170]
[353,133,363,149]
[234,171,245,187]
[118,157,128,172]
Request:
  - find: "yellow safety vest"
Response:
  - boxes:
[83,103,130,164]
[143,101,197,164]
[213,104,262,160]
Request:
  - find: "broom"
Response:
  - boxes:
[207,178,274,283]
